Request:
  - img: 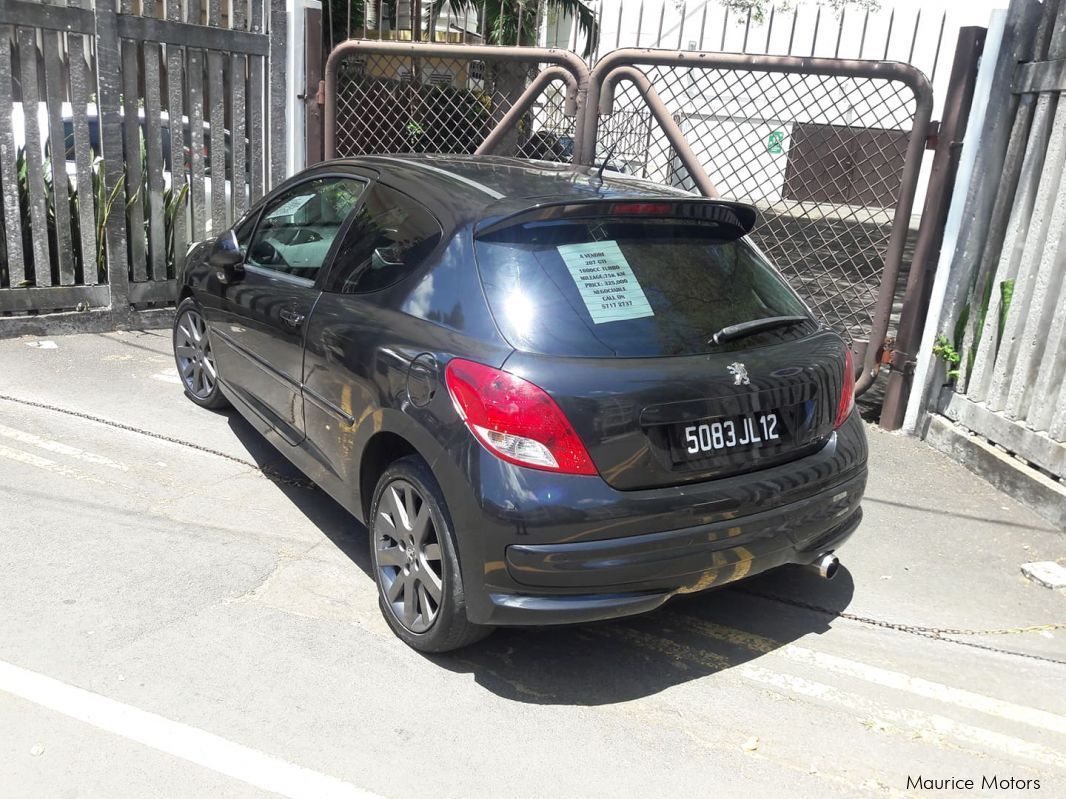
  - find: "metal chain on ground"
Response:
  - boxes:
[0,394,318,491]
[738,587,1066,666]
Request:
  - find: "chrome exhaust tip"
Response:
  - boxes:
[807,553,840,580]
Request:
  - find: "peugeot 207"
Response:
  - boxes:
[173,155,866,652]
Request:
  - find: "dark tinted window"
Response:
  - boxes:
[61,118,102,161]
[245,177,366,282]
[324,185,442,294]
[475,218,814,357]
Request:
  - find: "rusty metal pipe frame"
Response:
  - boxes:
[584,49,934,394]
[880,27,987,430]
[324,40,591,161]
[475,66,579,156]
[597,67,720,198]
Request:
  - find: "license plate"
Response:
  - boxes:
[674,411,784,459]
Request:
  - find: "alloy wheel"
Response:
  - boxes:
[174,308,218,399]
[374,479,444,634]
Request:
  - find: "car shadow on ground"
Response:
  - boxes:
[223,409,374,576]
[224,407,855,705]
[427,569,854,706]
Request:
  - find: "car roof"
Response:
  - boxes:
[326,154,697,221]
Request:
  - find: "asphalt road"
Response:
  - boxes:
[0,330,1064,799]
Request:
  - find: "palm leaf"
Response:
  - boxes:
[432,0,598,57]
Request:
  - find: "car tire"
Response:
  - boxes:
[173,297,229,410]
[369,455,492,653]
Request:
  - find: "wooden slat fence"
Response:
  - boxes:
[0,0,286,328]
[930,0,1066,483]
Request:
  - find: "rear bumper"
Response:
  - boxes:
[432,412,869,627]
[480,476,863,626]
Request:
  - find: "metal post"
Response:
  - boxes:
[305,2,324,164]
[880,27,987,430]
[597,66,719,197]
[269,0,288,186]
[476,67,578,155]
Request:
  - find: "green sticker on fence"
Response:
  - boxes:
[767,130,784,154]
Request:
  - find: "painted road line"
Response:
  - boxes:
[0,442,106,486]
[0,442,61,472]
[780,646,1066,736]
[673,614,1066,737]
[602,626,1066,769]
[0,423,128,471]
[0,659,383,799]
[738,664,1066,770]
[151,372,184,385]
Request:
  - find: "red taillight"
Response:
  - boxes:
[444,359,597,476]
[834,349,855,429]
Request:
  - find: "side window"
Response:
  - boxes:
[245,177,366,281]
[324,185,443,294]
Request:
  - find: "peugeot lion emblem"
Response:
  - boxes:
[727,362,750,386]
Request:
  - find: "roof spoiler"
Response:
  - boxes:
[474,198,758,240]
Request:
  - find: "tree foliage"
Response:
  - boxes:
[435,0,599,56]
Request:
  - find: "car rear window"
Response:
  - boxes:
[475,217,815,357]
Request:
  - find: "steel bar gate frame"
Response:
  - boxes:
[585,48,934,396]
[322,40,592,162]
[324,41,934,397]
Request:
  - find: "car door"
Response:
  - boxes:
[208,175,367,445]
[301,183,445,486]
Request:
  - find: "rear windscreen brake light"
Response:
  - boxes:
[608,202,674,216]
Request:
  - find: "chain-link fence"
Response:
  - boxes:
[330,47,578,161]
[597,64,927,347]
[324,42,933,393]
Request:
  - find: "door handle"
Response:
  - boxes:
[280,308,305,328]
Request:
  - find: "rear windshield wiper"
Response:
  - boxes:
[709,315,810,346]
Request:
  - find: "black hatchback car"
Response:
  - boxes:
[174,155,866,652]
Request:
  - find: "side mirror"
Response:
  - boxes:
[209,230,244,284]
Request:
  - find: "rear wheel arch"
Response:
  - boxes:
[358,431,420,524]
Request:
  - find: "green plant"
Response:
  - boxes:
[932,333,961,381]
[163,182,189,275]
[132,135,188,280]
[324,0,367,48]
[94,158,127,282]
[434,0,599,56]
[997,278,1015,354]
[2,131,190,291]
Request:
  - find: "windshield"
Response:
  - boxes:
[475,217,815,357]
